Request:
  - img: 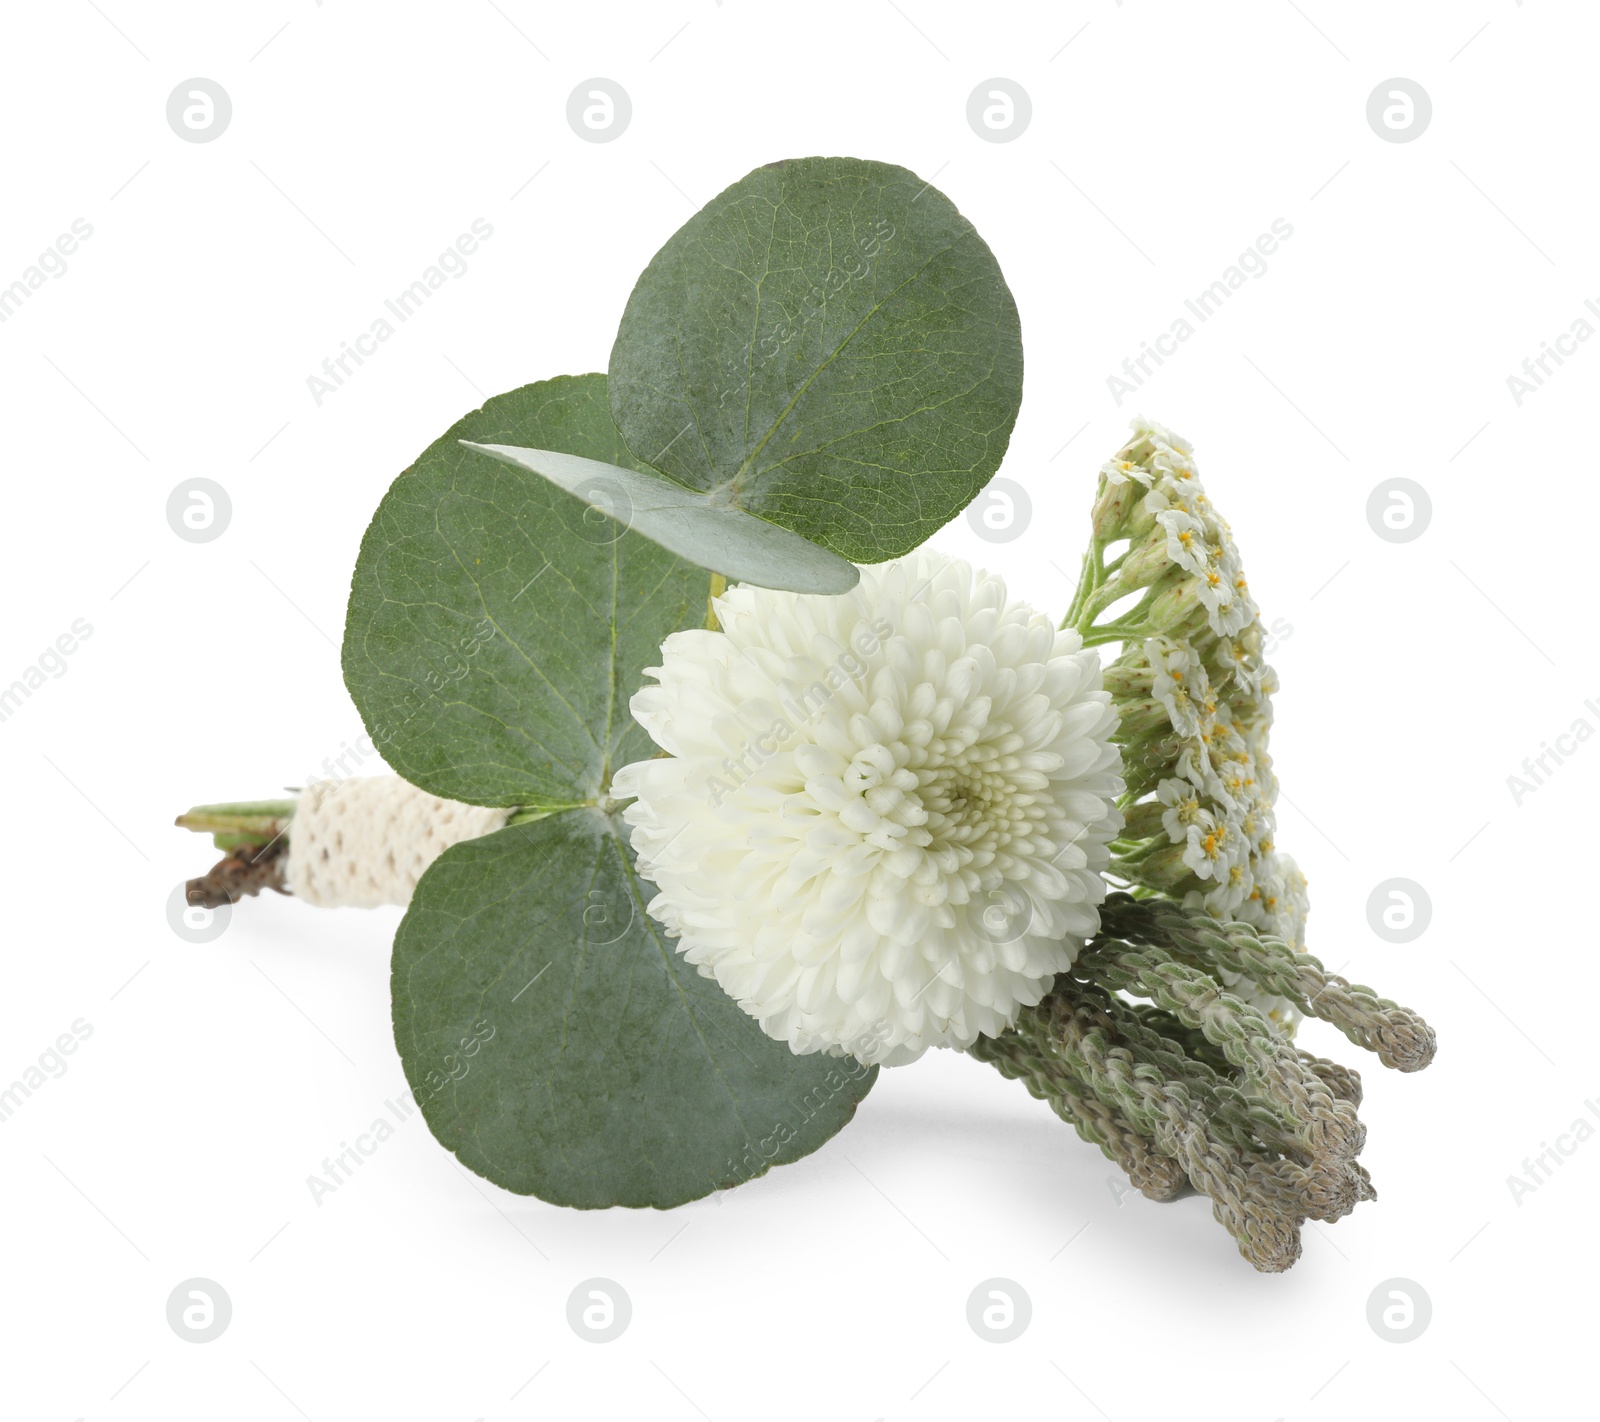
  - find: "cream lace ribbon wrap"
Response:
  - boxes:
[286,776,509,907]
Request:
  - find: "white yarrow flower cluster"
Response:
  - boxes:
[1100,419,1259,639]
[1100,419,1309,1021]
[611,550,1125,1067]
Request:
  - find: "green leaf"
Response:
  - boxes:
[608,154,1024,563]
[393,812,878,1207]
[458,441,860,595]
[342,373,708,809]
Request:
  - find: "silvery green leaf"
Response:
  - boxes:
[458,441,859,595]
[608,155,1024,562]
[393,812,877,1208]
[343,374,708,809]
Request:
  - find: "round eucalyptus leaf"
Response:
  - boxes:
[393,812,878,1208]
[343,374,709,810]
[608,155,1024,563]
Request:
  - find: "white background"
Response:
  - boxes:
[2,1,1595,1418]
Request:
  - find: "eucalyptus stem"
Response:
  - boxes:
[177,789,571,906]
[504,805,572,827]
[174,800,296,849]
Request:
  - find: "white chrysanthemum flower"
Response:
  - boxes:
[610,550,1125,1067]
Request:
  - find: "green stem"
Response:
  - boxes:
[504,805,574,827]
[1062,541,1106,635]
[175,800,296,850]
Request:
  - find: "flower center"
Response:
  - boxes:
[840,720,1050,880]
